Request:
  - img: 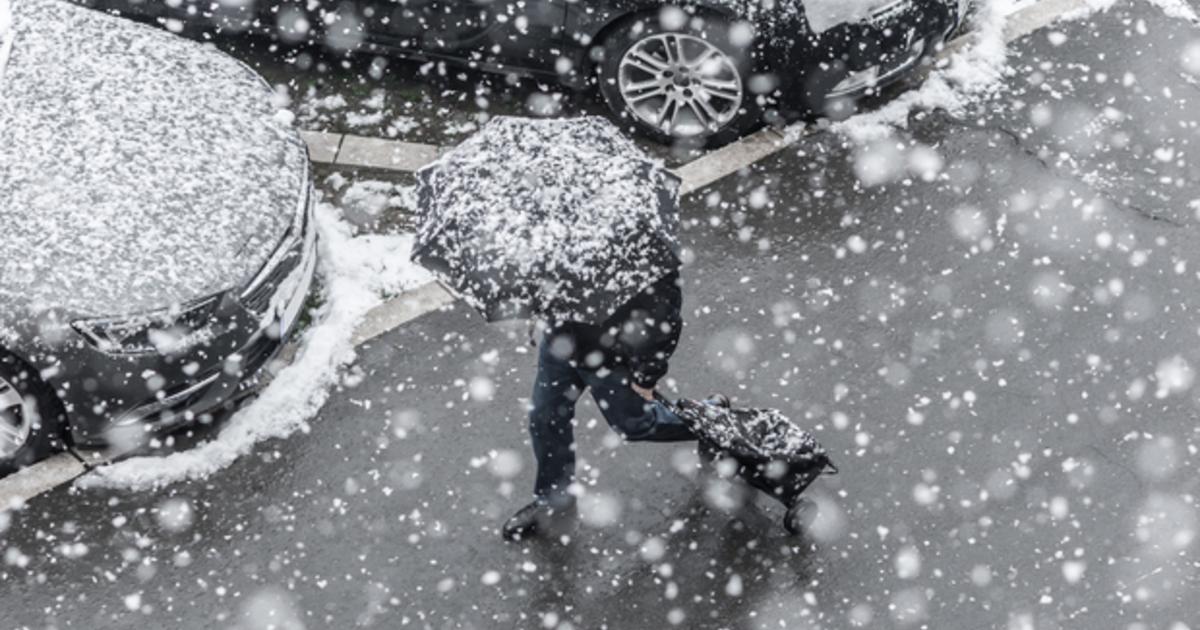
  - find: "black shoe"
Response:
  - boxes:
[502,499,573,541]
[705,393,731,409]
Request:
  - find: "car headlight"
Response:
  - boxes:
[73,294,222,356]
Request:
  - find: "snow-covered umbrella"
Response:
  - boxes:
[412,116,682,323]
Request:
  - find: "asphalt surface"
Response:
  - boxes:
[4,2,1200,628]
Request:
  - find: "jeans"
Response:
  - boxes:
[528,340,695,502]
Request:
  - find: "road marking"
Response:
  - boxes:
[0,0,1102,509]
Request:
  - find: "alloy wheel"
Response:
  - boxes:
[617,33,744,138]
[0,375,31,459]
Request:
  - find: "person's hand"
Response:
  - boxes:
[631,383,655,401]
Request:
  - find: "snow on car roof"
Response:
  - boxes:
[0,0,307,318]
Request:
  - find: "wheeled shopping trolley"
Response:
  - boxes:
[673,398,838,534]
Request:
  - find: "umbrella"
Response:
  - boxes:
[411,116,681,323]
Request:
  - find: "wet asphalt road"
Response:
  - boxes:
[4,2,1200,628]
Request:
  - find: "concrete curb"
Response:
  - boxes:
[300,130,443,172]
[352,282,456,346]
[0,453,85,511]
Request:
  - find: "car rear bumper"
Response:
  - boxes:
[772,0,960,110]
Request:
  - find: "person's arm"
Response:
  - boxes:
[627,273,683,389]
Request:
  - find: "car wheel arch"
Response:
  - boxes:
[0,346,71,475]
[579,3,746,80]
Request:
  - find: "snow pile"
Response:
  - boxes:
[414,116,681,323]
[829,0,1197,143]
[1144,0,1199,22]
[829,0,1017,143]
[78,203,432,491]
[341,179,418,220]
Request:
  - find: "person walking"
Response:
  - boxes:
[502,270,697,541]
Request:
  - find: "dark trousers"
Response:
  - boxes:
[528,340,695,503]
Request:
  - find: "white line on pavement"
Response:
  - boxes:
[0,0,1099,509]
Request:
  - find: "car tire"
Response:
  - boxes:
[597,13,762,148]
[0,352,66,477]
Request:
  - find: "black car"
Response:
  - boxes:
[0,0,318,474]
[85,0,969,146]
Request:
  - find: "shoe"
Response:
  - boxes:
[705,393,731,409]
[502,499,573,541]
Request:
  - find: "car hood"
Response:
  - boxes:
[0,0,307,318]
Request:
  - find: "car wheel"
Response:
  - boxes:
[783,498,817,535]
[597,15,761,148]
[0,352,66,477]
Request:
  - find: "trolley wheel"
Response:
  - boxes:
[783,498,817,535]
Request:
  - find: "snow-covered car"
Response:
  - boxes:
[0,0,318,475]
[85,0,969,147]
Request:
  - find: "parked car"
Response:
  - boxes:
[82,0,970,147]
[0,0,318,475]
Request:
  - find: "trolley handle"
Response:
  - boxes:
[821,455,839,475]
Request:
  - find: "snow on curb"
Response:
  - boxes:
[829,0,1017,144]
[828,0,1196,144]
[77,202,431,491]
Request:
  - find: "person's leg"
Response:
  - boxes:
[527,341,587,504]
[580,367,695,442]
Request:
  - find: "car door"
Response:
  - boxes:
[361,0,567,72]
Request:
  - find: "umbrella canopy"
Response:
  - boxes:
[412,116,681,323]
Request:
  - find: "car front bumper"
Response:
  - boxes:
[54,204,320,448]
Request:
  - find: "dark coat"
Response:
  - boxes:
[544,271,682,388]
